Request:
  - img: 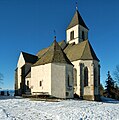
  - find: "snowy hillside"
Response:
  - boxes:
[0,96,119,120]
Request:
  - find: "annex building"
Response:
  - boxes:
[15,9,100,100]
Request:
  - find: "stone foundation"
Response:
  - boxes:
[83,95,94,101]
[83,95,100,101]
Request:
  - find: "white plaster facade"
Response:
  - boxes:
[31,64,51,95]
[30,63,74,98]
[66,25,88,44]
[17,53,25,90]
[16,52,36,95]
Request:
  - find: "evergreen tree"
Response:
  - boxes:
[105,71,115,98]
[114,65,119,85]
[114,84,119,100]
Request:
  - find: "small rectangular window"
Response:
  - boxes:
[27,81,29,87]
[70,31,74,40]
[68,75,71,87]
[39,81,42,87]
[27,81,29,89]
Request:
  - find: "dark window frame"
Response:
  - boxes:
[39,81,42,87]
[84,67,88,87]
[70,31,74,40]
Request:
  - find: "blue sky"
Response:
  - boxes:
[0,0,119,90]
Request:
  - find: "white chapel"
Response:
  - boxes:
[15,9,100,100]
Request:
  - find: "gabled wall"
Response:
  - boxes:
[16,53,25,95]
[16,52,34,95]
[17,53,25,68]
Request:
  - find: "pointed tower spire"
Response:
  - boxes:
[66,8,89,44]
[67,10,88,30]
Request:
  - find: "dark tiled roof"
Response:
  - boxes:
[33,40,73,66]
[81,41,99,61]
[67,10,89,30]
[58,40,66,49]
[36,40,66,58]
[64,40,99,62]
[37,47,49,58]
[22,52,38,64]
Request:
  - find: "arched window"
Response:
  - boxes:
[27,80,29,89]
[70,31,74,40]
[84,67,88,87]
[67,74,72,87]
[73,68,77,86]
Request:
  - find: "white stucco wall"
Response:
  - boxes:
[51,63,74,98]
[17,53,25,90]
[66,25,88,44]
[72,60,81,96]
[31,64,51,95]
[51,63,66,98]
[17,53,25,68]
[30,63,74,98]
[66,25,79,44]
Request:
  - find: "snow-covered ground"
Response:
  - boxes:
[0,96,119,120]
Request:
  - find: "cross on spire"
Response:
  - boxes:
[76,1,78,10]
[54,30,56,41]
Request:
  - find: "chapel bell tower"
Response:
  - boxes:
[66,9,89,44]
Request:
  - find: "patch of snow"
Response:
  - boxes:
[0,96,119,120]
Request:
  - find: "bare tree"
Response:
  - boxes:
[114,65,119,85]
[0,73,3,89]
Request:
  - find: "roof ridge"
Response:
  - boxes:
[51,40,73,65]
[38,47,50,60]
[80,40,88,59]
[51,40,57,62]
